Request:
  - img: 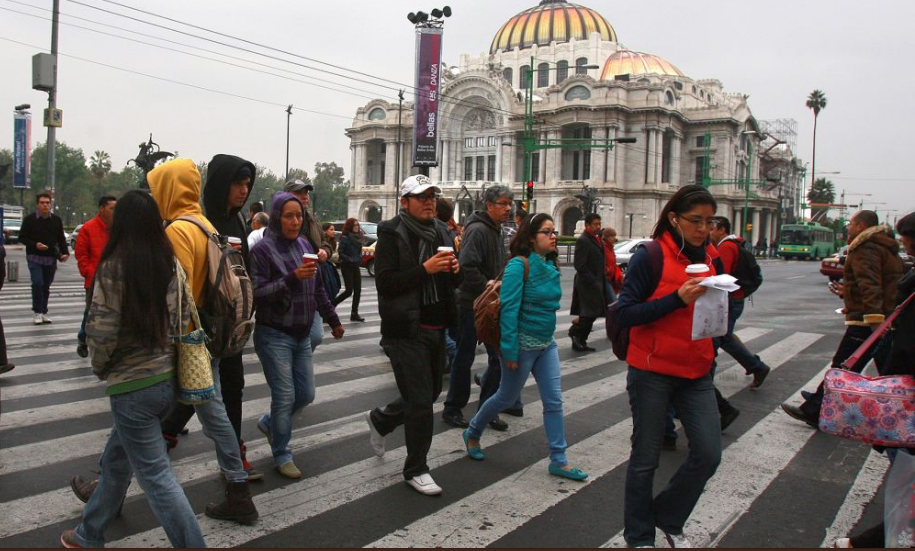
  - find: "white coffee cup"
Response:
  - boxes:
[227,237,242,250]
[302,253,319,264]
[685,263,711,278]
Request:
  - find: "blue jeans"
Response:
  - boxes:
[72,380,205,548]
[27,260,56,314]
[624,368,722,547]
[713,299,768,374]
[77,289,90,346]
[196,358,247,483]
[254,325,315,466]
[445,304,501,415]
[309,315,324,352]
[468,342,567,467]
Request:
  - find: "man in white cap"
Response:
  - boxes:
[364,175,462,496]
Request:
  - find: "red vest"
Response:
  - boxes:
[627,232,720,379]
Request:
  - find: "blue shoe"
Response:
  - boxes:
[462,429,485,460]
[257,415,272,445]
[549,463,588,481]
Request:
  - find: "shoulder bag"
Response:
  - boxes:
[174,261,216,405]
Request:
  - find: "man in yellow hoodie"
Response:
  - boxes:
[147,159,259,524]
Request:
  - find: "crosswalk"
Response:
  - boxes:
[0,269,891,548]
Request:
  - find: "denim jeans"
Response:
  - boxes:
[371,328,445,479]
[468,341,567,467]
[624,367,722,547]
[309,314,324,352]
[713,299,768,374]
[194,358,247,482]
[72,379,205,548]
[445,304,501,415]
[77,289,91,347]
[27,260,56,314]
[254,325,315,466]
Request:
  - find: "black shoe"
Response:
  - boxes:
[720,406,740,432]
[488,416,508,432]
[503,407,523,417]
[781,403,818,428]
[571,336,587,351]
[70,475,97,504]
[0,363,14,375]
[474,373,482,387]
[77,344,89,358]
[662,435,678,451]
[350,314,365,322]
[442,411,469,429]
[750,366,771,389]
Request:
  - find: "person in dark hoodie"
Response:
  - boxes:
[442,185,513,431]
[160,154,262,480]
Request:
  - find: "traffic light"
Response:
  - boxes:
[526,181,534,201]
[746,223,754,232]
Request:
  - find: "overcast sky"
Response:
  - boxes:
[1,0,913,221]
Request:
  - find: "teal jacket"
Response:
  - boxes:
[499,253,562,362]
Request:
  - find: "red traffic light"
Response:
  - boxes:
[526,181,534,200]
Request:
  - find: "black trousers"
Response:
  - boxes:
[333,262,361,316]
[371,329,445,480]
[161,353,246,444]
[0,260,6,365]
[570,316,596,343]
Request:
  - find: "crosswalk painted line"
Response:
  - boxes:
[820,450,889,549]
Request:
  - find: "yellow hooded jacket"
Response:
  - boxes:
[147,158,216,304]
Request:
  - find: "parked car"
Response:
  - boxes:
[68,224,83,250]
[330,220,377,246]
[614,238,653,272]
[820,245,849,282]
[361,241,376,277]
[2,220,21,244]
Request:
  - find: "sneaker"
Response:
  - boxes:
[60,529,82,548]
[257,415,273,445]
[750,366,771,389]
[780,403,819,429]
[239,443,263,481]
[663,531,692,548]
[41,314,52,324]
[833,537,852,548]
[365,411,386,457]
[33,314,43,325]
[76,344,89,358]
[276,461,302,479]
[0,363,15,375]
[405,473,442,496]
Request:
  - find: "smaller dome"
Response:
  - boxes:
[600,50,684,80]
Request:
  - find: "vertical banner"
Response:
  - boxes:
[13,113,32,189]
[412,27,442,167]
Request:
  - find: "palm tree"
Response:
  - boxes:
[806,90,827,217]
[807,178,835,223]
[89,150,112,196]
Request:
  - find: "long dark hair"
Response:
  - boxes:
[97,190,176,349]
[652,184,718,239]
[510,212,559,264]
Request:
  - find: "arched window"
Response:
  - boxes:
[537,63,550,88]
[557,60,569,83]
[368,108,386,121]
[520,65,532,89]
[502,67,513,86]
[575,57,589,75]
[565,86,591,101]
[665,91,675,105]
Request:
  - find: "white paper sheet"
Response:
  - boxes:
[692,276,740,340]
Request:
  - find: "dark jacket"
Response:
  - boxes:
[571,229,607,318]
[19,212,68,259]
[375,215,461,339]
[338,233,363,265]
[843,225,904,326]
[885,267,915,377]
[202,154,256,261]
[457,211,506,306]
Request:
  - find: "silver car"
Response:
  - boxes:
[614,238,654,272]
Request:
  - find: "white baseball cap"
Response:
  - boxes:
[400,175,442,198]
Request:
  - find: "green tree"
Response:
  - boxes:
[312,162,349,221]
[807,177,835,223]
[30,141,95,226]
[806,89,827,206]
[104,166,144,194]
[89,150,112,196]
[0,148,13,205]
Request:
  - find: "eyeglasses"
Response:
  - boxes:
[537,230,559,237]
[409,193,439,202]
[678,216,716,228]
[491,201,514,208]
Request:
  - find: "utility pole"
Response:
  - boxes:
[46,0,60,194]
[285,104,293,179]
[395,90,404,186]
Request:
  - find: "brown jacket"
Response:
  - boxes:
[843,225,903,326]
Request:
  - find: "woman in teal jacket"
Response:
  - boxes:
[463,213,588,481]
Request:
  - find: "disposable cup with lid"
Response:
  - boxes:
[685,264,711,278]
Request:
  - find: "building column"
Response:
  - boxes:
[440,138,450,182]
[354,144,366,189]
[752,209,761,244]
[546,130,561,186]
[495,137,503,183]
[538,131,547,184]
[607,127,618,183]
[384,141,397,188]
[591,126,607,184]
[670,136,682,188]
[644,128,657,185]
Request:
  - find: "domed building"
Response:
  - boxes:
[346,0,804,242]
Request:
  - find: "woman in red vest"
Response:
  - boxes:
[616,185,723,548]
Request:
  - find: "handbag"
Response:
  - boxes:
[174,262,215,405]
[473,257,528,351]
[819,290,915,447]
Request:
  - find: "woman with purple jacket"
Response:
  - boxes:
[249,193,344,479]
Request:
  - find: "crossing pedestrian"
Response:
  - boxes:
[463,213,588,482]
[332,218,365,322]
[74,195,116,359]
[0,242,13,376]
[249,192,344,479]
[18,192,69,325]
[147,158,259,524]
[364,175,462,496]
[246,212,269,250]
[782,210,904,427]
[569,213,606,352]
[60,190,205,549]
[602,227,624,303]
[615,185,723,548]
[320,222,342,300]
[442,185,512,431]
[245,201,264,233]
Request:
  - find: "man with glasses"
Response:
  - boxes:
[365,175,462,495]
[569,213,606,352]
[442,185,514,431]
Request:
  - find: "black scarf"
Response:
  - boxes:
[400,211,441,305]
[668,229,711,265]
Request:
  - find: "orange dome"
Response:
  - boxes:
[601,50,684,80]
[490,0,617,55]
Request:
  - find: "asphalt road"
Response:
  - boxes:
[0,250,889,548]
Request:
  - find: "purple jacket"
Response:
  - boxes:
[249,193,340,340]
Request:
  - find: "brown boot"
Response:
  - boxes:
[205,481,259,525]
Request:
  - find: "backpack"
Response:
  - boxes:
[605,241,663,361]
[474,256,529,350]
[723,237,764,297]
[174,216,255,358]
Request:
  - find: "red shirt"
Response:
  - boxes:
[603,241,623,292]
[74,216,110,289]
[715,236,746,300]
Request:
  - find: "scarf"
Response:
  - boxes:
[400,210,441,305]
[668,229,712,265]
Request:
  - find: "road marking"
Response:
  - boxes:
[784,275,808,280]
[820,450,889,548]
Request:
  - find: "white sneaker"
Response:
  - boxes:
[365,411,385,457]
[834,538,852,548]
[663,531,692,548]
[405,473,442,496]
[41,314,52,324]
[33,314,43,325]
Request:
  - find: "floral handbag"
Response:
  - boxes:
[175,262,215,405]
